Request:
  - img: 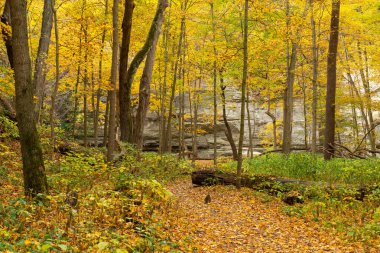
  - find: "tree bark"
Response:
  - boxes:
[237,0,248,189]
[83,24,89,147]
[49,4,59,152]
[220,72,238,161]
[33,0,54,121]
[132,0,167,150]
[10,0,48,197]
[107,0,119,162]
[310,0,318,153]
[1,0,13,68]
[163,11,185,152]
[323,0,340,160]
[94,0,109,147]
[211,2,218,165]
[119,0,134,142]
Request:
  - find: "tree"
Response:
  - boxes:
[132,0,168,150]
[323,0,340,160]
[107,0,119,162]
[9,0,48,196]
[236,0,248,189]
[119,0,134,142]
[33,0,54,121]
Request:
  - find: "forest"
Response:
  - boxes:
[0,0,379,252]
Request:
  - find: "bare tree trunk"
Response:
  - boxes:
[310,0,318,153]
[132,0,168,150]
[1,0,13,68]
[103,92,110,146]
[159,10,170,154]
[211,2,218,165]
[121,0,169,143]
[164,11,185,152]
[33,0,54,121]
[266,97,277,150]
[83,24,89,147]
[323,0,340,160]
[94,0,108,147]
[358,42,376,154]
[10,0,48,197]
[220,71,238,161]
[237,0,248,189]
[107,0,119,162]
[72,3,85,139]
[246,89,253,158]
[119,0,134,142]
[50,4,59,153]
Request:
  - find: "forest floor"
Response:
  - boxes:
[164,178,376,253]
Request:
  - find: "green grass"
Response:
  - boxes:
[219,153,380,185]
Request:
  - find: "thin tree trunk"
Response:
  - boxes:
[50,4,59,153]
[119,0,134,142]
[211,2,217,165]
[164,13,185,152]
[266,97,277,150]
[246,89,253,158]
[237,0,248,189]
[83,24,89,147]
[33,0,54,121]
[132,0,168,150]
[103,91,110,146]
[159,10,170,153]
[1,0,13,68]
[10,0,48,197]
[358,42,376,154]
[220,71,238,161]
[72,3,85,139]
[310,0,318,153]
[107,0,119,162]
[94,0,108,146]
[323,0,340,160]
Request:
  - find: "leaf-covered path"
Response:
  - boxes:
[165,179,371,253]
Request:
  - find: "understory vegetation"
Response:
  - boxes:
[0,120,379,251]
[219,153,380,244]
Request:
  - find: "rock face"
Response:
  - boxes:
[142,81,310,159]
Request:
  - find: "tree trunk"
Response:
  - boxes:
[163,13,185,152]
[119,0,134,142]
[49,5,59,152]
[159,10,170,154]
[94,0,109,147]
[357,42,376,154]
[282,41,297,154]
[103,91,110,146]
[72,3,85,139]
[237,0,248,189]
[1,0,13,68]
[220,72,238,161]
[310,0,318,153]
[211,2,218,165]
[10,0,48,197]
[121,0,169,143]
[323,0,340,160]
[83,25,89,147]
[246,89,253,158]
[132,0,167,150]
[107,0,119,162]
[33,0,54,121]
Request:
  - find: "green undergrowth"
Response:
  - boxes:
[220,152,380,185]
[218,153,380,243]
[0,143,194,252]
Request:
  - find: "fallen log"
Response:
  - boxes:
[191,170,379,205]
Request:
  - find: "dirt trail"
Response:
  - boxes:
[165,179,370,253]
